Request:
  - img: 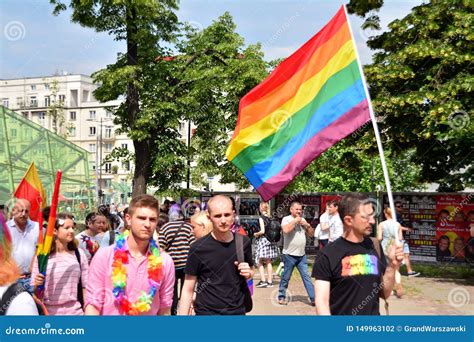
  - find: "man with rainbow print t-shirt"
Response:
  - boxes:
[312,193,404,315]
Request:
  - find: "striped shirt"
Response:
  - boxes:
[159,221,195,269]
[31,249,88,315]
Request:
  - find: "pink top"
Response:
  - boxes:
[85,239,175,315]
[31,249,88,315]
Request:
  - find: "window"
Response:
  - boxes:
[17,97,24,107]
[68,127,76,137]
[31,84,36,91]
[105,143,113,152]
[121,143,128,150]
[69,111,76,121]
[38,112,45,120]
[105,163,112,173]
[29,96,37,107]
[105,110,113,118]
[22,112,28,119]
[122,161,130,171]
[44,96,50,107]
[90,161,96,171]
[58,95,65,104]
[2,98,9,108]
[89,144,96,152]
[10,128,17,138]
[89,126,96,135]
[89,110,96,119]
[104,127,112,138]
[44,83,50,90]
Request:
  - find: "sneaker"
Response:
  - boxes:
[407,271,420,277]
[256,281,268,288]
[267,282,274,288]
[278,298,288,305]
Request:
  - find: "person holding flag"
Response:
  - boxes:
[31,213,88,315]
[313,193,404,315]
[6,199,39,293]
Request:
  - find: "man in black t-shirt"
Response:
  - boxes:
[312,193,404,315]
[178,195,254,315]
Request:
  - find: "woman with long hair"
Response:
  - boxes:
[0,212,38,315]
[254,202,279,288]
[32,213,88,315]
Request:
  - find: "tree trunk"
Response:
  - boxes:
[132,139,151,196]
[126,4,148,196]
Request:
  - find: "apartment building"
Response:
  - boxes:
[0,74,132,201]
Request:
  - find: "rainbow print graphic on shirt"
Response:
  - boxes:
[341,254,379,277]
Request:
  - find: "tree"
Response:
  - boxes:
[365,0,473,191]
[176,14,269,192]
[51,0,180,196]
[52,1,268,195]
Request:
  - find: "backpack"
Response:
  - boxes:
[0,282,47,315]
[262,216,281,243]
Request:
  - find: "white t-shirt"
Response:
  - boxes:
[0,284,39,315]
[281,215,307,256]
[7,219,39,274]
[317,212,330,240]
[328,213,343,242]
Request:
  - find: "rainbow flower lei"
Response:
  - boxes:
[111,230,163,315]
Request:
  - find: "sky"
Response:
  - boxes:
[0,0,423,79]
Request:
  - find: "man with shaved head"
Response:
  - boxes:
[178,195,254,315]
[7,198,40,292]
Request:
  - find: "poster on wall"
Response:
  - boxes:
[383,194,437,263]
[240,216,260,238]
[239,197,260,216]
[435,194,473,263]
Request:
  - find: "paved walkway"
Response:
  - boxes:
[249,273,474,315]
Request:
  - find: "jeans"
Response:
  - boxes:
[172,268,185,315]
[278,254,314,301]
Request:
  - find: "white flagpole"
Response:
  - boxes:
[343,5,399,242]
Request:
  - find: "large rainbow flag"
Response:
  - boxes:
[14,162,46,221]
[226,6,371,201]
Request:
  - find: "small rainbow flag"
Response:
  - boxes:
[226,6,370,201]
[14,162,46,222]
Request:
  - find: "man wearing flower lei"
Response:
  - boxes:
[178,195,254,315]
[84,195,175,315]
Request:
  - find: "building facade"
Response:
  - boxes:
[0,74,132,203]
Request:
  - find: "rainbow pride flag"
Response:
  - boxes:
[226,6,370,201]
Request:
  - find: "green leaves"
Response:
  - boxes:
[366,0,473,191]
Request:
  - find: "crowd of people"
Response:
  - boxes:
[1,192,437,316]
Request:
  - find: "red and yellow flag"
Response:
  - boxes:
[14,162,46,221]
